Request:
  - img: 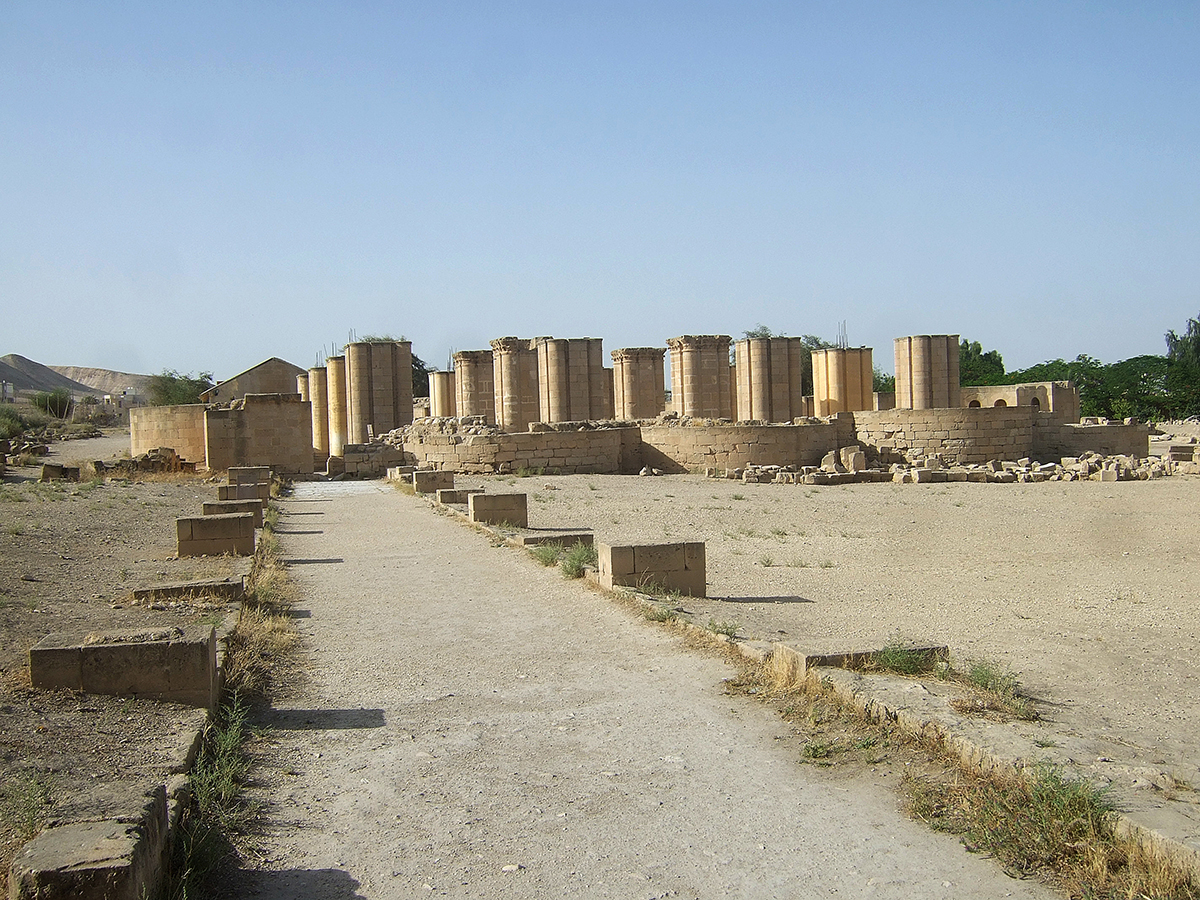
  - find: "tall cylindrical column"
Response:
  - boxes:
[370,342,396,434]
[346,342,373,444]
[453,350,496,422]
[308,366,329,457]
[587,339,611,419]
[812,348,875,415]
[537,338,569,422]
[893,335,959,409]
[667,336,732,419]
[734,337,808,422]
[491,338,539,432]
[749,340,770,420]
[326,355,348,457]
[296,373,309,402]
[429,371,456,417]
[611,348,665,419]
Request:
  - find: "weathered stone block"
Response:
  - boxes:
[8,786,167,900]
[435,488,484,504]
[597,541,706,597]
[217,483,270,501]
[176,513,254,557]
[27,633,83,691]
[202,499,264,527]
[635,543,686,572]
[468,493,528,527]
[412,470,455,493]
[30,625,217,708]
[228,466,271,485]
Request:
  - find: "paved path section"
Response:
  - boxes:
[233,482,1051,899]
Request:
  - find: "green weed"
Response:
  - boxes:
[530,543,564,567]
[560,542,597,579]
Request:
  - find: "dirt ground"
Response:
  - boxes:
[0,429,245,889]
[445,464,1200,829]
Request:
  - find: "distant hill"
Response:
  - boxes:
[0,354,150,398]
[48,365,151,398]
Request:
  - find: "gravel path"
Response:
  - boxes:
[231,481,1051,899]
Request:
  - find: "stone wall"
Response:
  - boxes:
[204,394,315,474]
[400,427,631,474]
[638,419,855,473]
[1033,417,1151,460]
[853,407,1034,464]
[130,405,207,464]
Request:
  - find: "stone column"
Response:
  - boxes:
[370,342,397,434]
[429,371,456,417]
[734,337,808,422]
[894,336,959,409]
[308,366,329,457]
[536,338,570,422]
[326,355,348,457]
[611,348,665,420]
[453,350,495,422]
[383,340,414,430]
[812,348,874,415]
[345,342,373,444]
[296,373,309,402]
[587,339,612,419]
[667,336,732,419]
[491,338,539,432]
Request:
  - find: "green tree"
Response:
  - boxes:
[959,339,1005,386]
[872,366,895,394]
[31,388,72,418]
[147,370,215,406]
[1165,313,1200,417]
[742,324,776,340]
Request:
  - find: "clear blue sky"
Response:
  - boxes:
[2,2,1197,380]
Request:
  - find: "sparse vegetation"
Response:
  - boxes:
[949,657,1037,721]
[872,639,945,676]
[166,698,255,899]
[707,618,739,638]
[530,542,564,567]
[757,554,775,567]
[904,762,1196,898]
[560,542,597,579]
[642,604,677,623]
[0,770,53,845]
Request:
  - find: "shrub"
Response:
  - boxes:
[560,542,597,579]
[31,389,72,419]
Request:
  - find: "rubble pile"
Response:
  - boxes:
[709,446,1177,485]
[99,447,196,476]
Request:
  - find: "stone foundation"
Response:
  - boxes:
[469,493,528,527]
[597,541,706,597]
[30,625,218,709]
[176,513,255,557]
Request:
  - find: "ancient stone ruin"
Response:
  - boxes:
[129,332,1157,482]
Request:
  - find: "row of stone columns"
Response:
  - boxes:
[302,342,413,464]
[304,333,962,451]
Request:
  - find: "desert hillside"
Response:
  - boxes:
[0,354,151,397]
[47,365,152,397]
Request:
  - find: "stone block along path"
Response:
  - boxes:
[232,482,1052,899]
